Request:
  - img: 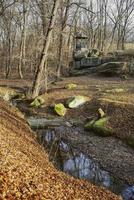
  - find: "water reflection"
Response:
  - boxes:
[122,186,134,200]
[63,153,111,188]
[45,130,55,143]
[59,141,70,152]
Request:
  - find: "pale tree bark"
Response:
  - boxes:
[57,0,70,78]
[89,1,94,48]
[96,0,102,50]
[32,0,60,98]
[18,0,29,79]
[101,0,108,51]
[65,6,79,68]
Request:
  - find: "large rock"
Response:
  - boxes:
[101,56,116,64]
[80,57,101,68]
[54,103,67,117]
[88,49,103,57]
[95,62,128,76]
[66,96,89,108]
[70,61,130,76]
[107,49,134,58]
[74,57,101,70]
[70,68,96,76]
[74,49,89,61]
[85,117,113,137]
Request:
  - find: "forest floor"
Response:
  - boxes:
[5,74,134,144]
[0,74,134,188]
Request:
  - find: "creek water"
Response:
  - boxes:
[31,125,134,200]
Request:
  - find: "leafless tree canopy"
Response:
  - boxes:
[0,0,133,96]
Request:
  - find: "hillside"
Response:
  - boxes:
[0,99,121,199]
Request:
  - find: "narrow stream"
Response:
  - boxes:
[31,125,134,200]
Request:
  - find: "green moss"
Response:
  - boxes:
[65,83,77,90]
[85,119,96,130]
[85,117,113,137]
[30,97,45,108]
[93,118,113,136]
[54,103,67,117]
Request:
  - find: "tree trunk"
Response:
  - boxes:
[6,35,12,78]
[31,0,60,98]
[18,0,29,79]
[57,33,63,78]
[56,0,70,78]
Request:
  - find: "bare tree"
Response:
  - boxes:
[31,0,60,98]
[107,0,134,50]
[18,0,29,79]
[56,0,70,78]
[0,0,133,84]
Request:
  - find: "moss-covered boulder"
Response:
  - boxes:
[85,119,96,130]
[30,96,45,108]
[85,117,113,137]
[66,96,89,108]
[54,103,67,117]
[65,83,77,90]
